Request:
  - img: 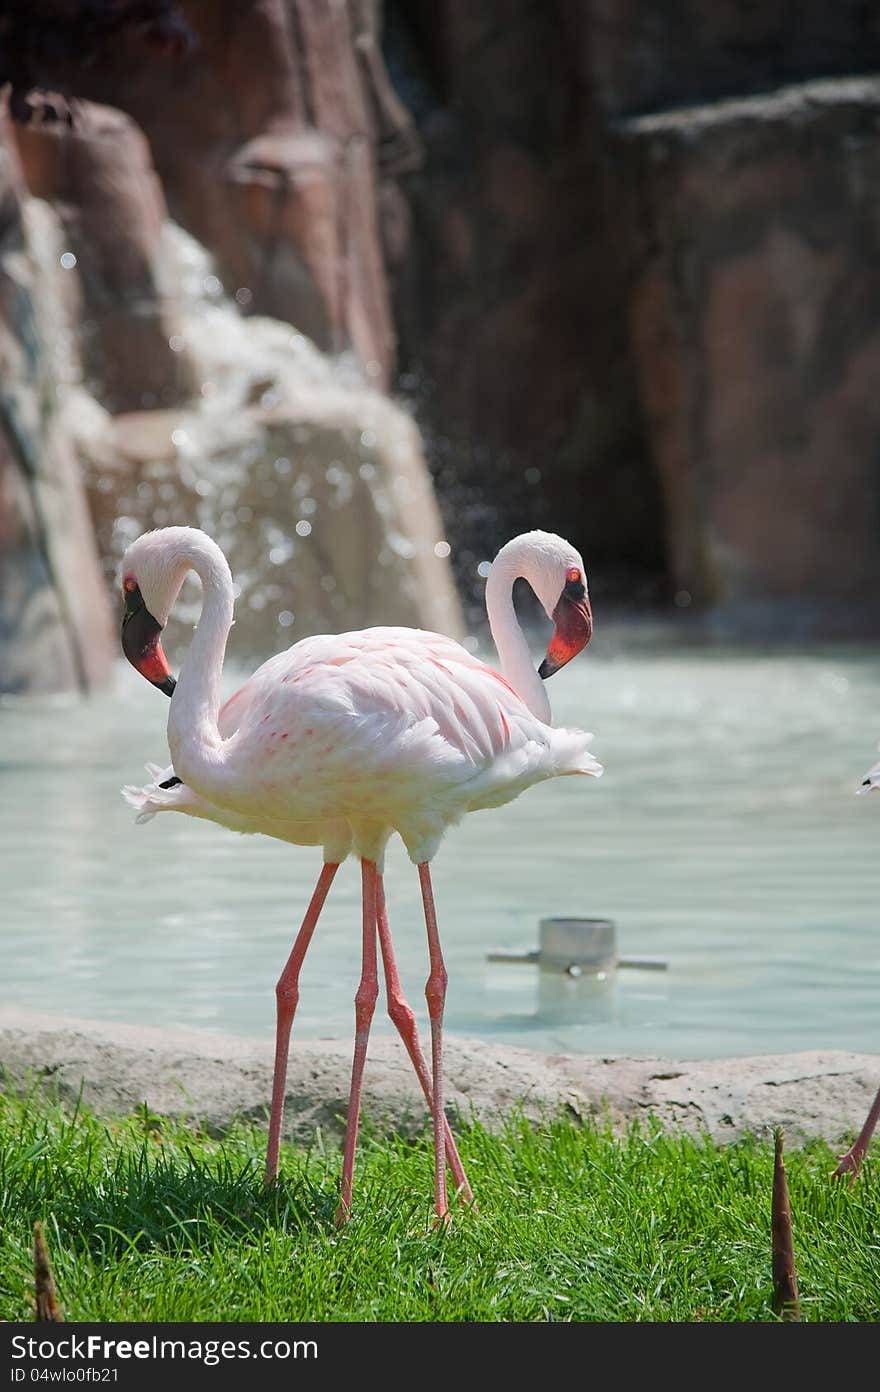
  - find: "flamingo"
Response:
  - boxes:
[120,524,601,1222]
[832,758,880,1180]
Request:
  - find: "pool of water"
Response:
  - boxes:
[2,637,879,1059]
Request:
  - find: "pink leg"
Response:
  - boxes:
[335,859,380,1224]
[375,874,474,1207]
[833,1083,880,1183]
[418,861,449,1222]
[264,861,339,1184]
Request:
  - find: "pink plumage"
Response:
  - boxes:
[120,524,601,1221]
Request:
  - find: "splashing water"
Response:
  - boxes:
[67,220,462,659]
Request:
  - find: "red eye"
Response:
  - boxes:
[566,567,581,584]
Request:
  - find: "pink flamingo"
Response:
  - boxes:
[832,759,880,1180]
[120,525,601,1222]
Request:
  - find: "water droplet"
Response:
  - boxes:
[360,430,377,449]
[477,560,492,578]
[278,610,295,628]
[168,335,185,353]
[463,635,479,652]
[674,590,692,608]
[235,287,253,307]
[358,462,375,481]
[202,274,221,296]
[295,519,312,537]
[59,251,77,270]
[274,457,292,476]
[524,466,541,484]
[434,540,451,558]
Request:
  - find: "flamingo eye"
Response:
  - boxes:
[123,576,137,594]
[563,567,586,601]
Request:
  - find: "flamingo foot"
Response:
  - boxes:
[830,1084,880,1185]
[832,1148,864,1186]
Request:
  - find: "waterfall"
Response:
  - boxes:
[65,219,463,664]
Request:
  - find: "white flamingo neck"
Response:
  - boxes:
[166,533,235,779]
[485,549,551,723]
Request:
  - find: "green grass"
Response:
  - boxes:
[1,1086,878,1322]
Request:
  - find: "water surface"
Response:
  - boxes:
[2,640,879,1059]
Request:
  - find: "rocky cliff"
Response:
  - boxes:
[3,1,880,693]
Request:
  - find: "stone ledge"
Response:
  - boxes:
[1,1006,876,1153]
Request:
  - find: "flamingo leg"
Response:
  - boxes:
[264,860,339,1184]
[417,861,449,1223]
[832,1083,880,1183]
[335,858,380,1224]
[375,874,474,1207]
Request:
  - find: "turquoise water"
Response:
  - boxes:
[2,638,879,1059]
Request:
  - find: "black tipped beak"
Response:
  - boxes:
[121,585,175,694]
[539,593,593,680]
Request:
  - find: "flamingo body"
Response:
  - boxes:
[149,625,598,864]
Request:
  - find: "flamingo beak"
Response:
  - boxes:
[121,585,176,696]
[538,593,593,680]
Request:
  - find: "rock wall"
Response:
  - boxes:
[587,1,880,116]
[610,78,880,632]
[0,123,113,694]
[4,0,880,694]
[73,0,417,391]
[0,1,460,692]
[385,0,880,629]
[384,1,666,602]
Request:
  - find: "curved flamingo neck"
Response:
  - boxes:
[166,534,235,784]
[485,549,551,723]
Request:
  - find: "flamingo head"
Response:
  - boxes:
[521,534,593,680]
[119,529,189,697]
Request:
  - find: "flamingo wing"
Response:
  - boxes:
[210,627,600,835]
